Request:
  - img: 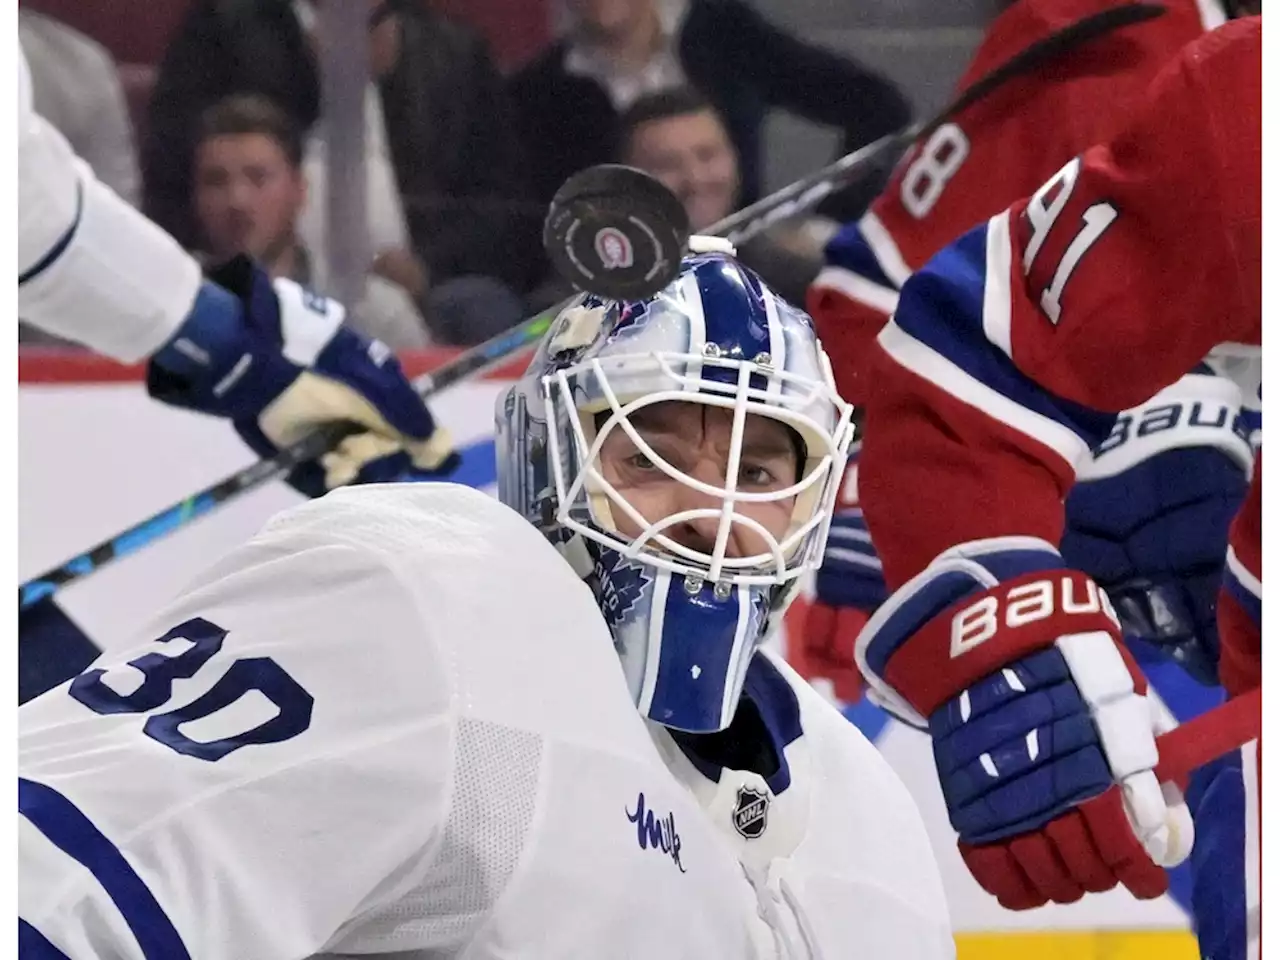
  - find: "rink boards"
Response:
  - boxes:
[18,349,1203,959]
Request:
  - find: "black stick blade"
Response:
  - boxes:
[543,164,690,301]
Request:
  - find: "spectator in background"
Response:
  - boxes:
[507,0,913,213]
[144,0,532,294]
[192,95,430,349]
[19,9,141,207]
[293,0,428,309]
[619,87,837,305]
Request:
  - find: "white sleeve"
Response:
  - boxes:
[18,494,453,958]
[18,48,202,361]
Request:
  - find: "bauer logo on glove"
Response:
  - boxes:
[950,575,1117,658]
[855,536,1193,911]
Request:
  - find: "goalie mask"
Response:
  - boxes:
[496,252,854,733]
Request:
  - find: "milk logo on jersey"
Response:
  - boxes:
[626,791,686,872]
[595,227,634,270]
[732,786,770,839]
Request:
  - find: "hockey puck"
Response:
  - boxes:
[543,164,690,301]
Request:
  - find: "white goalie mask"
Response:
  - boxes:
[497,252,854,732]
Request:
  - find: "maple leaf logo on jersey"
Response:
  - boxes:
[732,786,770,840]
[595,552,651,631]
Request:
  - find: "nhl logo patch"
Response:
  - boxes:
[732,786,770,839]
[594,227,635,270]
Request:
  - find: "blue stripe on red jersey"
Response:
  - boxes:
[823,222,900,292]
[891,224,1119,451]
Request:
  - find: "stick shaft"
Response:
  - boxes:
[1155,687,1261,785]
[714,2,1166,248]
[18,310,559,607]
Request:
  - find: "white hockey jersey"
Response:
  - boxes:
[18,47,200,360]
[19,484,775,959]
[651,651,955,959]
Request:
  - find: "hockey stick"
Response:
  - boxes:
[17,311,557,617]
[720,2,1167,248]
[1155,686,1261,786]
[548,1,1168,288]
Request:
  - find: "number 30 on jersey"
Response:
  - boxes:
[69,617,313,761]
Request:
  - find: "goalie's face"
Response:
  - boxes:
[497,255,855,733]
[597,401,800,560]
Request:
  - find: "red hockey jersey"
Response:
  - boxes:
[808,0,1225,404]
[858,17,1261,688]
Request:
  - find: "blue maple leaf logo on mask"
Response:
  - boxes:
[595,553,651,631]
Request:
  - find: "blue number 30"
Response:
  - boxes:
[69,617,313,762]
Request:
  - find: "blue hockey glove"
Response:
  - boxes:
[1063,373,1253,684]
[146,255,457,497]
[854,538,1192,910]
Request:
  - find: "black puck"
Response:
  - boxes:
[543,164,690,301]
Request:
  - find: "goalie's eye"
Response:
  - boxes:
[739,463,778,487]
[624,452,660,473]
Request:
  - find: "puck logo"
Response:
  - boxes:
[731,786,770,839]
[594,227,635,270]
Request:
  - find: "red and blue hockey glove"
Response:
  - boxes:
[855,537,1193,910]
[146,255,457,497]
[1063,373,1253,685]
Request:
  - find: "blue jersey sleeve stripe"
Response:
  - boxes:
[822,223,900,292]
[893,223,1119,452]
[19,920,72,959]
[18,778,192,960]
[20,182,84,285]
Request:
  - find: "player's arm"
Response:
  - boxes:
[807,214,908,406]
[852,19,1259,911]
[17,50,454,497]
[861,18,1259,588]
[18,49,201,360]
[18,492,454,958]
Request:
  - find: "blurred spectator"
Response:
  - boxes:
[619,87,836,305]
[19,9,141,207]
[144,0,531,292]
[192,95,429,349]
[507,0,913,211]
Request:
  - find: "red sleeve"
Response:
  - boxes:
[807,0,1208,406]
[1220,455,1262,696]
[859,17,1261,589]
